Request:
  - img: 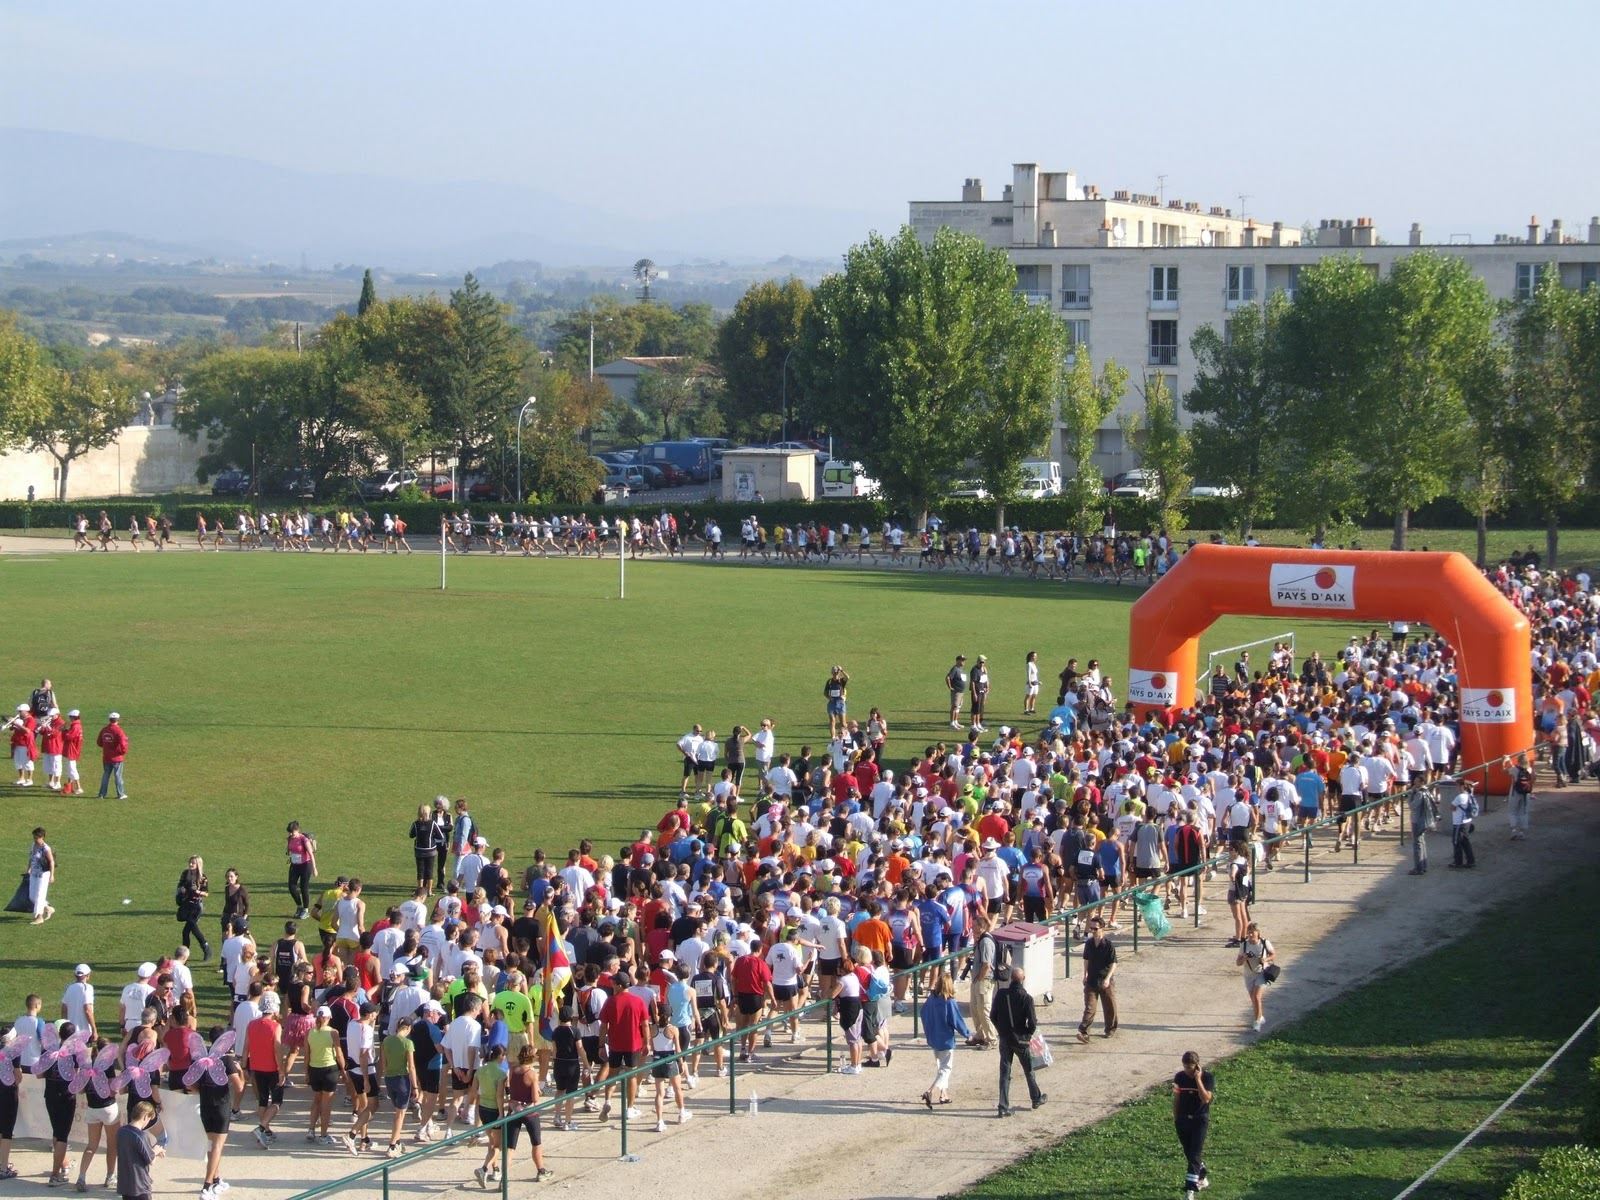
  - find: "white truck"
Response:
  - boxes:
[821,460,879,498]
[1021,460,1062,497]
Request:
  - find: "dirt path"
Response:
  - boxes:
[7,785,1594,1199]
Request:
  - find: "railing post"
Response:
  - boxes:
[1398,788,1406,848]
[500,1120,509,1199]
[1063,924,1072,978]
[826,1002,834,1072]
[382,1165,389,1200]
[728,1045,737,1114]
[1193,869,1202,928]
[1303,829,1311,884]
[1353,817,1361,866]
[1131,898,1139,953]
[620,1096,629,1159]
[911,967,921,1038]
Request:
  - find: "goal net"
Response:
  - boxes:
[1197,631,1296,700]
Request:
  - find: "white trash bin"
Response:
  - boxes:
[992,920,1056,1004]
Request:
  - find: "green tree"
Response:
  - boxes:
[1184,293,1289,537]
[357,269,378,317]
[970,306,1067,531]
[1119,373,1191,533]
[0,310,53,452]
[28,366,139,499]
[798,226,1060,525]
[1365,253,1498,548]
[1058,347,1128,532]
[438,274,527,471]
[634,361,713,440]
[714,278,812,440]
[1503,268,1598,568]
[1276,257,1381,543]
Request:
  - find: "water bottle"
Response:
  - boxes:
[748,1092,759,1116]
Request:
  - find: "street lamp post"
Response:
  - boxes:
[780,346,797,444]
[515,396,537,504]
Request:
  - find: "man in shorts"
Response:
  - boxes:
[597,971,650,1121]
[947,655,969,730]
[824,667,849,738]
[729,948,775,1063]
[442,995,483,1135]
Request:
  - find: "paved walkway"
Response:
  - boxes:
[7,783,1592,1199]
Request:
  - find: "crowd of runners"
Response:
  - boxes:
[2,555,1591,1200]
[63,505,1213,584]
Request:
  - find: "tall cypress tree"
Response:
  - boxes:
[357,269,377,316]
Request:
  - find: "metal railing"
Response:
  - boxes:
[289,750,1525,1198]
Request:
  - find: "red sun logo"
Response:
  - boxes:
[1150,673,1168,691]
[1313,567,1338,589]
[1486,690,1504,707]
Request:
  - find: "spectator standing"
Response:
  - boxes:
[116,1099,163,1200]
[1173,1050,1216,1199]
[1449,783,1478,869]
[1075,917,1118,1042]
[946,655,969,730]
[176,855,211,960]
[1505,753,1535,841]
[989,966,1045,1117]
[95,712,128,800]
[27,826,55,925]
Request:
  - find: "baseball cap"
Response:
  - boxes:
[109,712,120,720]
[136,962,156,979]
[423,1000,444,1014]
[473,835,487,846]
[491,904,508,917]
[658,950,676,962]
[67,709,80,718]
[14,704,26,712]
[74,963,92,977]
[389,963,409,978]
[315,1005,332,1018]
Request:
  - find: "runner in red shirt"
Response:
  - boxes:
[62,710,84,795]
[597,975,650,1119]
[40,711,65,792]
[729,952,774,1063]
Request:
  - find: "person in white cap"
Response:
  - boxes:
[62,709,84,795]
[94,711,128,799]
[121,962,158,1033]
[7,704,35,787]
[305,1005,351,1145]
[38,708,64,791]
[62,963,95,1036]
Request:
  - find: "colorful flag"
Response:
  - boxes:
[539,907,573,1041]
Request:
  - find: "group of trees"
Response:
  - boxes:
[1184,254,1600,564]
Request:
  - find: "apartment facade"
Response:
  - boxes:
[911,163,1600,479]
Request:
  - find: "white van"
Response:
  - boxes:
[1021,460,1062,496]
[821,459,879,499]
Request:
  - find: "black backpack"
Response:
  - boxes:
[983,932,1015,984]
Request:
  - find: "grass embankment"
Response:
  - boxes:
[965,866,1600,1200]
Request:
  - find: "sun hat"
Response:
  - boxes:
[75,964,92,977]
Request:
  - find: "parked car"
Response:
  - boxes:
[423,474,456,500]
[637,441,713,483]
[597,451,636,466]
[654,462,688,487]
[1188,483,1241,499]
[211,470,251,496]
[601,467,633,496]
[948,480,990,500]
[467,477,499,502]
[1111,484,1155,499]
[636,464,667,489]
[273,468,316,499]
[358,469,420,498]
[768,440,830,461]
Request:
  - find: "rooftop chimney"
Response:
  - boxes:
[1590,217,1600,245]
[1549,218,1564,244]
[1409,222,1423,246]
[1528,215,1540,245]
[1040,221,1058,248]
[1011,163,1038,248]
[961,177,984,202]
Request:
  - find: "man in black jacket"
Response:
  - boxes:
[989,966,1046,1117]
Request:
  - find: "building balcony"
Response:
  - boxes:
[1148,290,1179,309]
[1060,289,1092,309]
[1148,346,1178,366]
[1015,290,1053,306]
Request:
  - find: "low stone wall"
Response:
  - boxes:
[0,426,208,499]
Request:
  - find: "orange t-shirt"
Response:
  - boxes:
[852,918,892,960]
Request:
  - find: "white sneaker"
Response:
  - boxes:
[654,1120,666,1133]
[1195,906,1208,916]
[625,1107,641,1121]
[1253,1018,1264,1033]
[214,1182,231,1195]
[679,1110,693,1124]
[683,1074,697,1089]
[950,721,962,729]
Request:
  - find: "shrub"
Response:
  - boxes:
[1502,1145,1600,1199]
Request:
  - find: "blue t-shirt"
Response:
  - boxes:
[915,899,951,952]
[412,1018,444,1071]
[1095,840,1123,880]
[1294,770,1325,810]
[997,845,1025,879]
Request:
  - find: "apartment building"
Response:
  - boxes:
[910,163,1600,478]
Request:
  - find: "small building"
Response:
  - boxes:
[720,447,816,503]
[594,356,687,404]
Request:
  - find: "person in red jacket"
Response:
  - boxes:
[62,710,84,795]
[40,708,65,792]
[9,703,36,787]
[95,711,129,800]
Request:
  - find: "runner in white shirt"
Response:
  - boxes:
[676,726,705,799]
[752,720,776,772]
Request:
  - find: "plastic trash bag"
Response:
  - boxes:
[1134,888,1170,939]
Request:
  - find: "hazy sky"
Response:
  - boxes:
[5,0,1596,244]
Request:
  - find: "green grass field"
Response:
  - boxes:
[0,552,1346,1016]
[965,863,1600,1200]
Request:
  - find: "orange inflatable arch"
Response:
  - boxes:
[1127,545,1530,792]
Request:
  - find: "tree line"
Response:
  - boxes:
[3,238,1598,564]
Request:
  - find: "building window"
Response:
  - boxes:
[1150,266,1178,306]
[1149,320,1179,366]
[1515,262,1549,301]
[1225,265,1256,305]
[1064,319,1090,363]
[1060,265,1091,308]
[1579,264,1598,292]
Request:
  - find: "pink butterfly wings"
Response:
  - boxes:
[181,1030,237,1088]
[68,1043,122,1099]
[123,1047,169,1098]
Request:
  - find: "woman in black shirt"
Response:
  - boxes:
[176,856,211,960]
[408,803,445,894]
[221,867,250,937]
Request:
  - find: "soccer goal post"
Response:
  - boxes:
[1196,631,1297,699]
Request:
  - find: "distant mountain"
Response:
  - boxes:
[0,128,889,269]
